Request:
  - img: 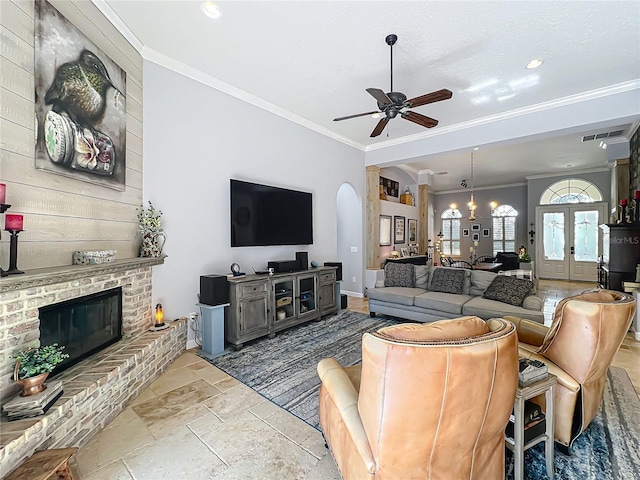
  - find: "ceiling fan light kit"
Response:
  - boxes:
[333,34,453,137]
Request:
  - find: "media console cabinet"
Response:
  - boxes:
[226,266,338,349]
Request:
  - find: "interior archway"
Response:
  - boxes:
[337,183,363,297]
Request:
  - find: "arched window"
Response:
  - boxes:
[540,179,603,205]
[441,208,462,256]
[492,205,518,255]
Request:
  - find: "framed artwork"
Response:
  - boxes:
[380,177,400,198]
[400,247,409,257]
[35,1,127,191]
[380,215,392,246]
[462,228,470,237]
[472,232,480,242]
[408,219,417,243]
[394,216,405,244]
[482,228,491,237]
[471,223,481,232]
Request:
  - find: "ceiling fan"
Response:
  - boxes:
[333,34,453,137]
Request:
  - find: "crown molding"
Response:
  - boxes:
[434,182,527,195]
[605,136,630,146]
[525,167,610,180]
[395,164,421,175]
[364,80,640,152]
[141,47,365,151]
[92,0,144,52]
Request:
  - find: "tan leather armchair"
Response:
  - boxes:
[505,289,635,448]
[317,316,519,480]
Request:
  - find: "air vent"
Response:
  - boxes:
[582,129,626,142]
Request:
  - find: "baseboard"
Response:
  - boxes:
[635,331,640,341]
[186,339,200,350]
[341,290,363,298]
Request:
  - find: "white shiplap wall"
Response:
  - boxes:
[0,0,143,270]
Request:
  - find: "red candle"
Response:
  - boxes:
[621,199,628,206]
[635,190,640,200]
[5,214,23,231]
[0,183,5,204]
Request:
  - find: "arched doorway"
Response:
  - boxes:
[337,183,363,296]
[536,179,606,281]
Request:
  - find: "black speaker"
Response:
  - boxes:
[296,251,309,270]
[199,275,229,306]
[324,262,342,281]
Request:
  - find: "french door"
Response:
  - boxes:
[535,203,607,281]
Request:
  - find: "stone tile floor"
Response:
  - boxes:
[76,279,639,479]
[74,349,340,479]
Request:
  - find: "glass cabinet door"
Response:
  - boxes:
[273,278,295,323]
[297,275,317,317]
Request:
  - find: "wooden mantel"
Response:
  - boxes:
[0,255,166,293]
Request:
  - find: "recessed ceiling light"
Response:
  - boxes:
[201,2,222,19]
[371,113,381,119]
[526,59,544,69]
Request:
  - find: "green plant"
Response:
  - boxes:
[520,253,531,262]
[14,343,69,379]
[136,200,163,233]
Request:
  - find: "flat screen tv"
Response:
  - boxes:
[230,179,313,247]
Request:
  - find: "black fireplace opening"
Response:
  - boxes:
[39,287,122,377]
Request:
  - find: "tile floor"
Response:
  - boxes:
[75,279,639,479]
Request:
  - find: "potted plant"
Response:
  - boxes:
[519,252,533,270]
[13,343,69,396]
[137,201,166,257]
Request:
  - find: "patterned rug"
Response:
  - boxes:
[209,309,399,428]
[207,310,640,479]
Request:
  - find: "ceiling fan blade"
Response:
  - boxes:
[370,117,390,137]
[333,111,380,122]
[406,89,453,108]
[366,88,392,105]
[402,111,439,128]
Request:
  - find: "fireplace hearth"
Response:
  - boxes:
[0,256,189,476]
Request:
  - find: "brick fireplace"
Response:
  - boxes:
[0,257,187,475]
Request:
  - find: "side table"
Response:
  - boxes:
[621,282,640,341]
[505,374,557,480]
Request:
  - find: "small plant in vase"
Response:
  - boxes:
[137,201,166,257]
[14,343,69,396]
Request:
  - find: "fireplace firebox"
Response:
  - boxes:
[39,287,122,376]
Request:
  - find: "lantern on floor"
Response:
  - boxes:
[154,303,165,327]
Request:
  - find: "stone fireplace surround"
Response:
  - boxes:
[0,257,187,476]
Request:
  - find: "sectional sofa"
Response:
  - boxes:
[368,264,544,324]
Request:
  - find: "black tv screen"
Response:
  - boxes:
[231,179,313,247]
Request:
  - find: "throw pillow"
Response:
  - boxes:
[483,275,534,307]
[384,263,416,288]
[429,268,466,294]
[414,265,430,289]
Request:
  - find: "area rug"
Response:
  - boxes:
[207,310,640,479]
[209,309,399,428]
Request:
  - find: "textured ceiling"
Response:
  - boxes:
[99,0,640,190]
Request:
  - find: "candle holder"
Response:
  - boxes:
[5,229,24,275]
[0,203,11,277]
